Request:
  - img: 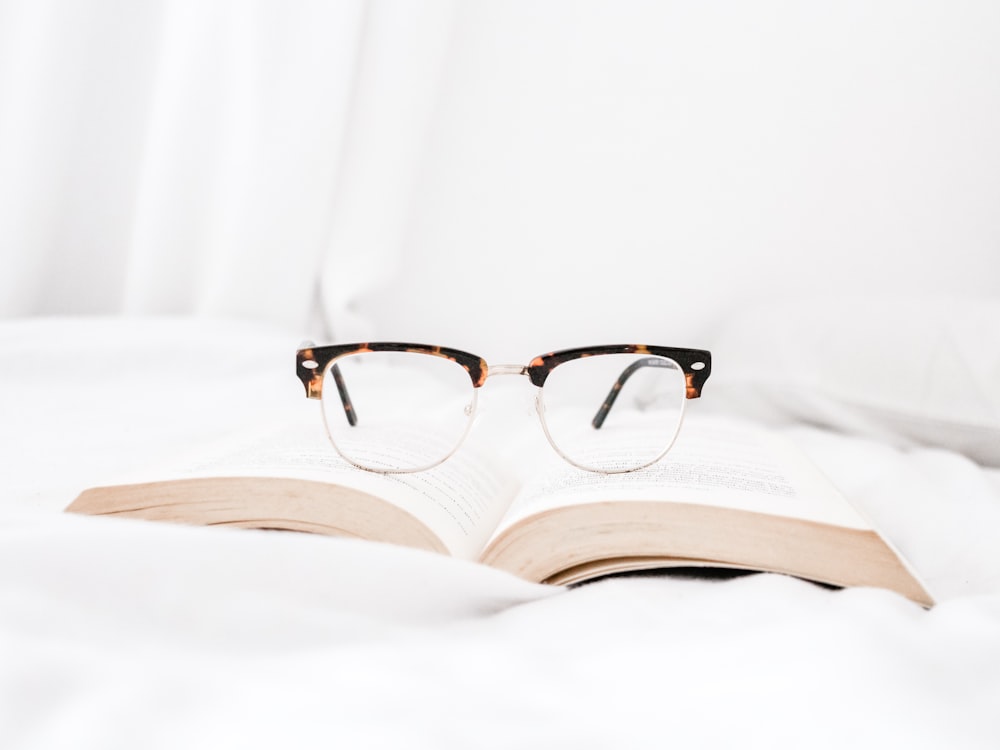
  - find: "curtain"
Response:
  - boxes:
[2,1,999,349]
[0,0,457,336]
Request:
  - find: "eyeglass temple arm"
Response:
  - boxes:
[330,362,358,426]
[591,357,678,429]
[300,341,357,426]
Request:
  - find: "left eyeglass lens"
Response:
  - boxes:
[320,350,477,472]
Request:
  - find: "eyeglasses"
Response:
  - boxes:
[295,343,711,474]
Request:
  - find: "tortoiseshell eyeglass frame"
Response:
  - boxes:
[295,343,712,473]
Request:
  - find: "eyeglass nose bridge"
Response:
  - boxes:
[480,363,545,433]
[485,364,529,378]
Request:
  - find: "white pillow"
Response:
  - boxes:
[707,296,1000,466]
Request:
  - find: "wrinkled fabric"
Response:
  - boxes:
[1,317,998,748]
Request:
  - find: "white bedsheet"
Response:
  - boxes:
[2,317,999,749]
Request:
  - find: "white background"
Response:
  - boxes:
[1,0,998,358]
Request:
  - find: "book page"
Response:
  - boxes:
[109,422,517,560]
[492,415,871,538]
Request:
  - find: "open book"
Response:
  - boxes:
[65,415,933,606]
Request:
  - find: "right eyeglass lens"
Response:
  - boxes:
[538,352,687,473]
[321,350,477,472]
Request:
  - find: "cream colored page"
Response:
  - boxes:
[492,415,870,538]
[110,423,517,560]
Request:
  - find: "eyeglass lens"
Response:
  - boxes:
[321,351,476,472]
[538,353,686,473]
